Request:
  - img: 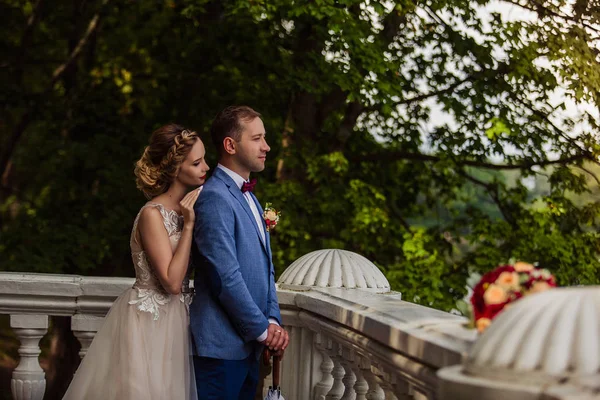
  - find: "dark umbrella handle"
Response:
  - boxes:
[272,354,280,387]
[262,348,281,387]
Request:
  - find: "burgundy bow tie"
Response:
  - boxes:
[241,178,257,193]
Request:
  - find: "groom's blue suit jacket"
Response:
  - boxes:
[190,167,281,360]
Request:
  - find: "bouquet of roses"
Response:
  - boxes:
[471,261,556,333]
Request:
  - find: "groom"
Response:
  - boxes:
[190,105,289,399]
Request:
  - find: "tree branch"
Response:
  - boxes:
[398,74,473,106]
[21,0,45,45]
[15,0,45,82]
[512,94,599,165]
[336,101,364,144]
[278,3,410,176]
[455,169,518,228]
[0,0,110,182]
[352,149,591,170]
[576,164,600,187]
[500,0,600,34]
[423,6,454,34]
[388,197,412,231]
[51,1,105,86]
[381,5,408,44]
[367,72,478,113]
[366,59,510,114]
[329,6,409,146]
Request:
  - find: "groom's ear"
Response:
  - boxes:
[223,137,236,155]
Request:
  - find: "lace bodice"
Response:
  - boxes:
[128,202,192,320]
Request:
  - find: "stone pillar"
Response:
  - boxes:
[71,314,104,359]
[391,376,412,400]
[376,370,399,400]
[339,347,357,400]
[314,334,335,400]
[326,342,346,400]
[10,314,48,400]
[358,357,385,400]
[353,367,369,400]
[280,325,317,399]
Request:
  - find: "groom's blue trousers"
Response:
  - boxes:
[193,355,260,399]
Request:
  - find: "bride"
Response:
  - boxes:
[63,124,209,400]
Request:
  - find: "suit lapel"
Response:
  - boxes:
[214,168,268,255]
[251,193,272,260]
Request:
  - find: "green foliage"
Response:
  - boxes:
[386,228,464,310]
[1,0,599,313]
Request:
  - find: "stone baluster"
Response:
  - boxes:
[352,363,369,400]
[358,357,384,400]
[313,333,334,400]
[391,375,412,400]
[71,314,104,359]
[339,346,357,400]
[380,379,400,400]
[381,381,400,400]
[325,341,346,400]
[410,388,432,400]
[10,314,48,400]
[372,369,398,400]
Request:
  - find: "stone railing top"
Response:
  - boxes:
[278,249,391,293]
[0,272,134,297]
[0,272,84,297]
[0,272,134,316]
[465,286,600,384]
[1,271,476,371]
[278,286,476,369]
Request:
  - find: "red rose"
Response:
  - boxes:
[471,265,515,320]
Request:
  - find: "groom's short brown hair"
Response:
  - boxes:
[210,106,262,157]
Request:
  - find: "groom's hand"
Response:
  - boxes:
[263,323,289,353]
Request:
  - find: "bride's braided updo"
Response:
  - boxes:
[134,124,199,199]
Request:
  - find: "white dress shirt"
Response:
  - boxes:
[216,164,279,342]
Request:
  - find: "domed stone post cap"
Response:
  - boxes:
[278,249,390,293]
[466,286,600,384]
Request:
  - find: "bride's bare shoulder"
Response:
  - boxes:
[137,205,164,229]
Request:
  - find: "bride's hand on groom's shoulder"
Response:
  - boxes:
[180,187,203,228]
[263,323,289,354]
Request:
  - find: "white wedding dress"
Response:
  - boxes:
[63,202,198,400]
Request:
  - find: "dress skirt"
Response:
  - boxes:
[62,287,197,400]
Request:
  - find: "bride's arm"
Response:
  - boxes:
[138,190,201,295]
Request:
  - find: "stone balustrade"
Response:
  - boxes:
[2,250,596,399]
[0,273,133,399]
[276,288,475,399]
[273,250,476,399]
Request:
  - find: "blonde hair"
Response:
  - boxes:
[134,124,199,199]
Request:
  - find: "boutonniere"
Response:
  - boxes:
[263,203,281,232]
